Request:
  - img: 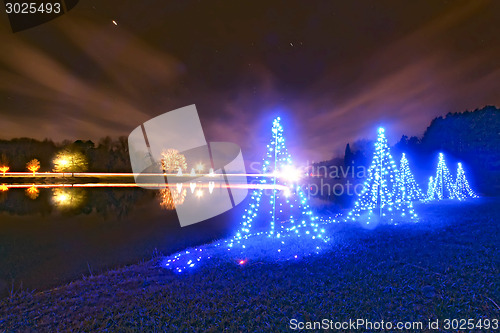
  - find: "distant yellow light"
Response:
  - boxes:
[53,154,72,173]
[51,188,86,209]
[53,191,70,205]
[58,193,69,203]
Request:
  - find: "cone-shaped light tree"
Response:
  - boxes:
[346,128,418,224]
[395,153,425,201]
[231,117,325,246]
[427,153,455,200]
[164,117,328,273]
[454,162,478,200]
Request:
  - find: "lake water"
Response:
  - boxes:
[0,186,244,297]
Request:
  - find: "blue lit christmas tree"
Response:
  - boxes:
[426,153,455,200]
[230,117,326,250]
[163,117,328,272]
[425,176,435,201]
[454,162,478,200]
[395,153,424,201]
[346,128,418,224]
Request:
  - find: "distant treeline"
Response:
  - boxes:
[1,106,499,196]
[395,105,500,195]
[315,105,500,201]
[0,136,131,173]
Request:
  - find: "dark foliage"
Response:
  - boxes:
[393,105,500,195]
[0,136,132,173]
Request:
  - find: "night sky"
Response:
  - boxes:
[0,0,499,161]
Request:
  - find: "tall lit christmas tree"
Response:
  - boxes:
[164,117,327,273]
[454,162,478,200]
[426,153,455,200]
[346,128,417,224]
[395,153,425,201]
[231,117,325,247]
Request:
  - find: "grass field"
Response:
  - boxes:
[0,198,499,331]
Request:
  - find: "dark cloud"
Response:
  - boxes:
[0,0,498,162]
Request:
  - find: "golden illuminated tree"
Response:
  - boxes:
[0,166,9,176]
[0,153,8,174]
[161,149,187,173]
[53,149,88,175]
[26,159,40,175]
[0,184,8,191]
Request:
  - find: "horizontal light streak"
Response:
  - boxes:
[0,183,289,190]
[0,172,300,178]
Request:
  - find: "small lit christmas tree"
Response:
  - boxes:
[346,128,417,224]
[453,162,478,200]
[427,153,455,200]
[231,117,325,246]
[395,153,424,201]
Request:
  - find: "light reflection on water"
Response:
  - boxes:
[0,181,234,211]
[51,188,87,209]
[25,185,40,200]
[0,186,242,297]
[159,187,187,210]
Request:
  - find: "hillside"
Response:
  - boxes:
[1,198,498,331]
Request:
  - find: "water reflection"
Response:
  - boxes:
[0,186,6,204]
[52,188,87,209]
[0,185,238,297]
[0,186,151,218]
[158,187,186,210]
[0,180,255,216]
[25,185,39,200]
[157,181,226,210]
